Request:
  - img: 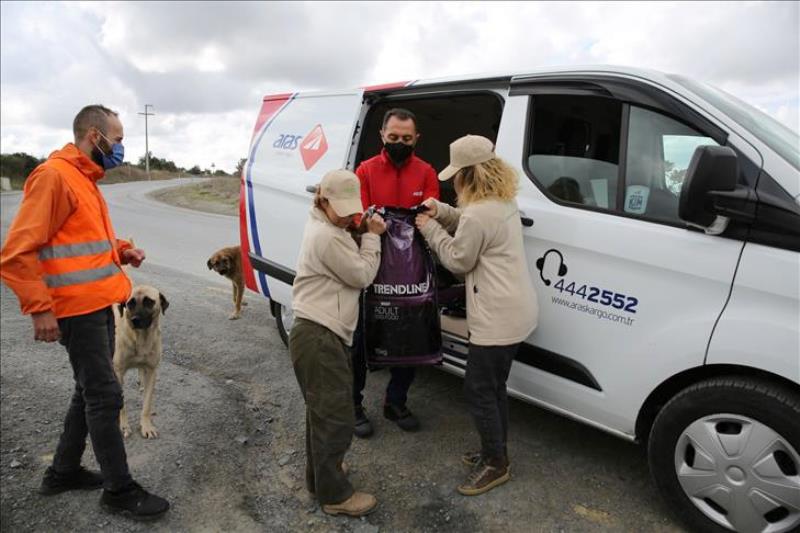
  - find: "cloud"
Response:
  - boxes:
[2,1,797,171]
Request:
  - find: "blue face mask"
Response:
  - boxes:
[93,131,125,170]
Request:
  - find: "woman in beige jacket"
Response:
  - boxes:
[415,135,538,496]
[290,169,386,517]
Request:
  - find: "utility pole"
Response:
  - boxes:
[138,104,155,179]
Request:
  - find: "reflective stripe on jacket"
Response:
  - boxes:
[0,144,132,318]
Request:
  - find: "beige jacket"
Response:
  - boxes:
[292,207,381,346]
[420,199,538,346]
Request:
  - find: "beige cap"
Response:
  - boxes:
[438,135,495,181]
[320,169,363,217]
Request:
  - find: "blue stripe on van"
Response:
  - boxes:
[245,93,298,297]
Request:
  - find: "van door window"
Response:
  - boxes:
[526,95,622,209]
[625,106,717,222]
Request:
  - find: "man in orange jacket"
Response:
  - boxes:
[0,105,169,521]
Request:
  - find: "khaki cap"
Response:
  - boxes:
[438,135,495,181]
[321,169,363,217]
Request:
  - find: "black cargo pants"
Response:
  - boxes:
[290,318,355,505]
[53,306,134,492]
[464,343,521,461]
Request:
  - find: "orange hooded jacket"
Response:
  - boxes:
[0,144,133,318]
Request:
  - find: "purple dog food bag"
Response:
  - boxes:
[363,207,442,366]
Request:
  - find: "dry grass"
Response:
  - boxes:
[148,177,240,216]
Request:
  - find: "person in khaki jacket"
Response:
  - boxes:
[290,169,387,517]
[415,135,539,496]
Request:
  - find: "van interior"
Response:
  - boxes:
[355,92,505,340]
[356,92,504,206]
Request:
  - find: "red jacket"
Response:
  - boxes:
[356,149,439,209]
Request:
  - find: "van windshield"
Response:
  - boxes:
[668,74,799,171]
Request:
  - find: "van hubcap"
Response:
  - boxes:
[280,304,294,333]
[674,414,800,532]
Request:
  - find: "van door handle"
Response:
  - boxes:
[520,216,534,227]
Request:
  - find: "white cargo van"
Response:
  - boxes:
[239,66,800,533]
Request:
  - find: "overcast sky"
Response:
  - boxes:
[1,1,798,173]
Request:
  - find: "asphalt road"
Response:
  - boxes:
[0,181,685,532]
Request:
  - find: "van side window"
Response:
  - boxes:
[624,106,717,223]
[527,95,622,209]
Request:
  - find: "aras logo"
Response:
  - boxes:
[300,124,328,170]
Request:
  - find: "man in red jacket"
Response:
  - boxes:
[352,108,439,437]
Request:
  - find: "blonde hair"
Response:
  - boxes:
[455,157,519,206]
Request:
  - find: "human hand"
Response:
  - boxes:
[32,311,60,342]
[122,248,146,268]
[421,198,438,217]
[415,213,432,230]
[367,214,387,235]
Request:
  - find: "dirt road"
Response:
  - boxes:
[0,182,684,532]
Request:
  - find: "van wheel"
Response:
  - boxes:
[648,377,800,533]
[275,303,294,348]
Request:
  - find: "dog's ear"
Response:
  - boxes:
[117,303,125,318]
[207,259,213,270]
[159,292,170,315]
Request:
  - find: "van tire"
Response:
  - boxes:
[275,304,293,348]
[648,376,800,533]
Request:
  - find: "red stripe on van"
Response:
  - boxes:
[362,81,412,92]
[239,174,257,292]
[250,93,294,141]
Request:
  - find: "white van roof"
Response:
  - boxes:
[403,64,672,89]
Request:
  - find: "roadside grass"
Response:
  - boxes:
[5,165,185,191]
[148,177,240,216]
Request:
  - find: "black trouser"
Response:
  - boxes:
[53,307,133,492]
[351,316,416,408]
[464,343,520,461]
[290,318,354,505]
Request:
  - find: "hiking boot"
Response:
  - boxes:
[100,482,170,521]
[354,405,374,439]
[383,403,420,431]
[39,466,104,496]
[322,491,377,517]
[461,451,482,467]
[457,458,510,496]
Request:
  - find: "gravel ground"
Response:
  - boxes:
[1,261,685,532]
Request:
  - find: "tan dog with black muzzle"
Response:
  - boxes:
[113,285,169,439]
[207,245,246,320]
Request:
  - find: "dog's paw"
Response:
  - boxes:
[140,420,159,439]
[121,424,132,439]
[228,313,241,320]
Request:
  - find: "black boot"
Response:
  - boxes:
[354,405,374,439]
[100,482,170,521]
[39,466,104,496]
[383,403,420,431]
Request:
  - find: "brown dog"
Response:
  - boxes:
[113,285,169,439]
[207,245,245,319]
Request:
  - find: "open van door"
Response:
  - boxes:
[241,89,365,319]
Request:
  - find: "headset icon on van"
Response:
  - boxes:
[536,249,568,286]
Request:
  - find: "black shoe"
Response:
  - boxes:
[39,466,104,496]
[100,482,170,521]
[354,405,374,439]
[383,403,420,431]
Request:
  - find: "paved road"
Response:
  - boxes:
[1,178,236,285]
[0,181,685,532]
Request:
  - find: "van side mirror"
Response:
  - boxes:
[679,145,741,232]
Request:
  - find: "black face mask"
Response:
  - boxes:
[384,142,414,166]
